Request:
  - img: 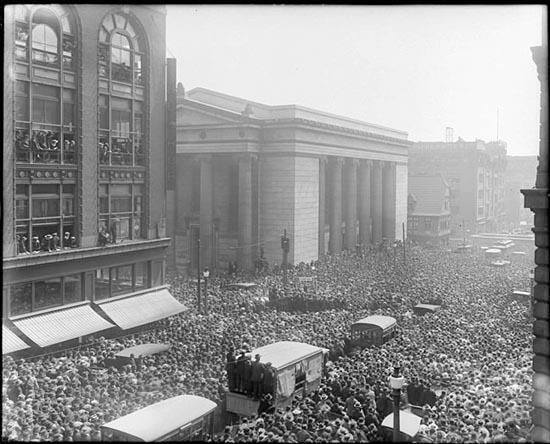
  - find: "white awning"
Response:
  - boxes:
[97,288,186,330]
[12,304,115,348]
[2,325,30,354]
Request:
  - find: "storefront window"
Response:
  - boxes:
[34,277,63,310]
[64,274,82,304]
[135,262,148,290]
[95,268,110,301]
[112,265,133,296]
[10,283,32,316]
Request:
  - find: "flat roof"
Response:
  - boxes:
[352,315,397,331]
[101,395,217,441]
[251,341,325,370]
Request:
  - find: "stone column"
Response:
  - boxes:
[329,157,343,254]
[382,161,397,240]
[199,155,213,270]
[344,159,358,250]
[238,154,253,271]
[318,157,327,257]
[371,160,383,243]
[521,31,550,444]
[358,160,372,245]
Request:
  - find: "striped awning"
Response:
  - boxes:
[12,304,115,348]
[2,325,30,354]
[97,288,186,330]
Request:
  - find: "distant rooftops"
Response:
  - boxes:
[183,87,409,141]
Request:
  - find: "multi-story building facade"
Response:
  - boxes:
[409,139,507,234]
[175,87,411,274]
[407,174,451,246]
[3,5,183,355]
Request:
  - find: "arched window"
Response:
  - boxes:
[31,23,58,65]
[12,5,79,254]
[13,5,77,165]
[97,11,146,242]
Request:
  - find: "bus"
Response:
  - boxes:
[225,341,327,417]
[100,395,217,442]
[350,315,397,348]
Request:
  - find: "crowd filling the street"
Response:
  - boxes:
[2,244,534,442]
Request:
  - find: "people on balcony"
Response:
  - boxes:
[16,235,29,254]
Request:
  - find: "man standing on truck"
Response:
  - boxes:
[263,362,275,398]
[235,350,247,393]
[226,347,237,391]
[250,354,264,399]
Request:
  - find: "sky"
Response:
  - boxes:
[166,5,545,156]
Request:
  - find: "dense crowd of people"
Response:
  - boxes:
[2,243,534,442]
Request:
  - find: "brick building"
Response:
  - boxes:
[3,5,183,354]
[409,139,507,235]
[175,87,410,273]
[407,174,451,246]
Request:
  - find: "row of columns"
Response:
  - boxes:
[197,154,255,271]
[321,157,396,256]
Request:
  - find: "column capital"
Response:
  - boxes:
[329,156,345,167]
[361,159,373,168]
[318,155,328,165]
[345,158,360,168]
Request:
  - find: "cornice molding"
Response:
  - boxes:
[262,118,411,147]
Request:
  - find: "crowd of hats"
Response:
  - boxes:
[2,245,533,442]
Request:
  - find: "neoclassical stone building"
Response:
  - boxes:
[175,87,410,273]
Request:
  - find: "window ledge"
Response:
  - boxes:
[3,238,171,270]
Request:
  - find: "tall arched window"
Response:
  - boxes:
[12,4,78,254]
[97,12,146,243]
[14,5,77,166]
[98,12,145,167]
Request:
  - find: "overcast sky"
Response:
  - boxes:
[166,5,544,156]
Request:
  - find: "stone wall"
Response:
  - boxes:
[293,157,319,264]
[259,156,295,266]
[395,163,408,240]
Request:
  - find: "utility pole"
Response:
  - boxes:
[281,229,290,296]
[203,267,210,315]
[402,222,406,265]
[197,237,201,313]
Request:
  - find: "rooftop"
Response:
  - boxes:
[185,87,409,141]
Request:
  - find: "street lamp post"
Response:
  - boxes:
[389,365,405,443]
[202,267,210,314]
